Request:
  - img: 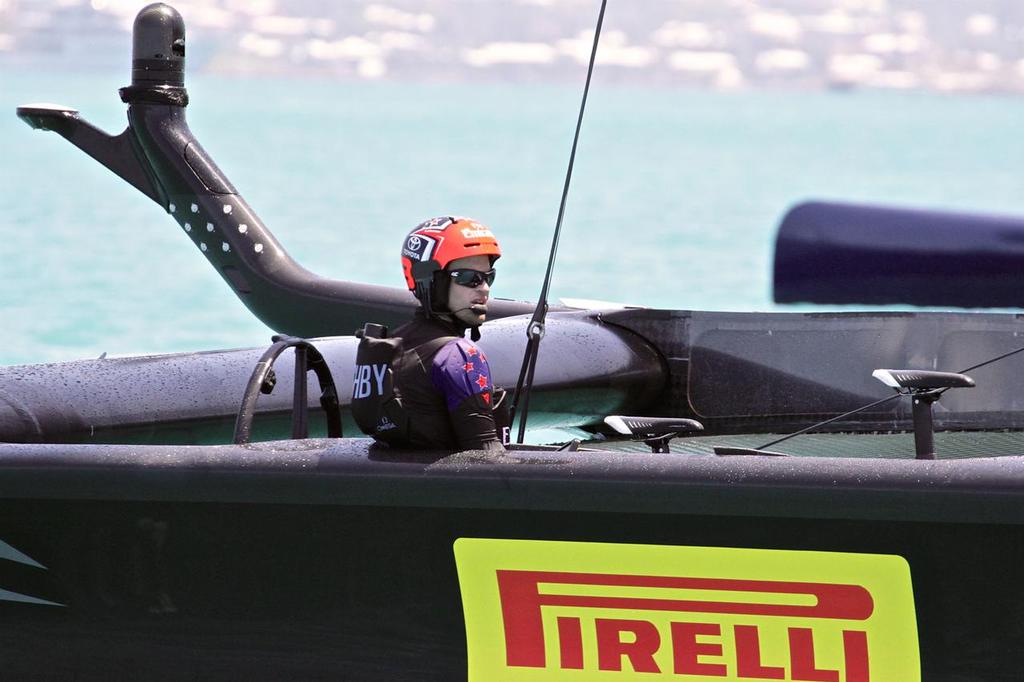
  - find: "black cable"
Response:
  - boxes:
[510,334,538,435]
[756,394,902,451]
[935,343,1024,397]
[509,0,608,443]
[515,343,542,444]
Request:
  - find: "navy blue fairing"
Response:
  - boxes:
[774,201,1024,308]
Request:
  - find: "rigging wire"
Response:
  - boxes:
[509,0,608,444]
[755,340,1024,451]
[757,394,902,451]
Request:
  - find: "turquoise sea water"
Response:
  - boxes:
[2,71,1024,366]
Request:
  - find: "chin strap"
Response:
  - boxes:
[436,309,480,341]
[419,271,483,341]
[414,281,435,320]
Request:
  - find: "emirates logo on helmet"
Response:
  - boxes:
[461,226,494,239]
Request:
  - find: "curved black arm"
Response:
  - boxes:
[233,336,343,445]
[17,3,535,337]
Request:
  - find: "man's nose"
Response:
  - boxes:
[478,281,490,295]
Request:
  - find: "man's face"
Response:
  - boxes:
[446,255,494,327]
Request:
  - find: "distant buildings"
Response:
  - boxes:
[4,0,1024,93]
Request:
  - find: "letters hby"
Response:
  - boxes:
[352,363,387,399]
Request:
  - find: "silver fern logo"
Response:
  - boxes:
[0,539,64,607]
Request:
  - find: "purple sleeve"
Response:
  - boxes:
[430,339,494,411]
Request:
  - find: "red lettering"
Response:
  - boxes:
[596,618,661,673]
[496,570,548,667]
[789,628,839,682]
[557,617,583,670]
[735,625,785,679]
[843,630,870,682]
[671,622,727,677]
[495,569,873,669]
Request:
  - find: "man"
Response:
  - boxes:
[351,216,506,451]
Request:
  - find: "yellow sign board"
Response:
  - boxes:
[454,539,918,681]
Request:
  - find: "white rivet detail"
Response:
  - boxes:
[206,223,214,232]
[254,243,264,253]
[190,203,198,213]
[183,222,191,232]
[169,203,176,213]
[222,242,230,252]
[222,204,232,214]
[200,242,207,252]
[238,224,248,234]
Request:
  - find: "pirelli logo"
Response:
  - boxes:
[454,539,919,681]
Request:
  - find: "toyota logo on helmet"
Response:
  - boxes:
[406,235,422,251]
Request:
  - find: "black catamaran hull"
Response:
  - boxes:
[1,441,1023,681]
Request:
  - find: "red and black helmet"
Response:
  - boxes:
[401,216,501,309]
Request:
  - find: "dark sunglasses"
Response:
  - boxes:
[449,268,496,288]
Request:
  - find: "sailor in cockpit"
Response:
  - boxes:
[350,217,508,452]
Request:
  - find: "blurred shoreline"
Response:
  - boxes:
[3,0,1024,94]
